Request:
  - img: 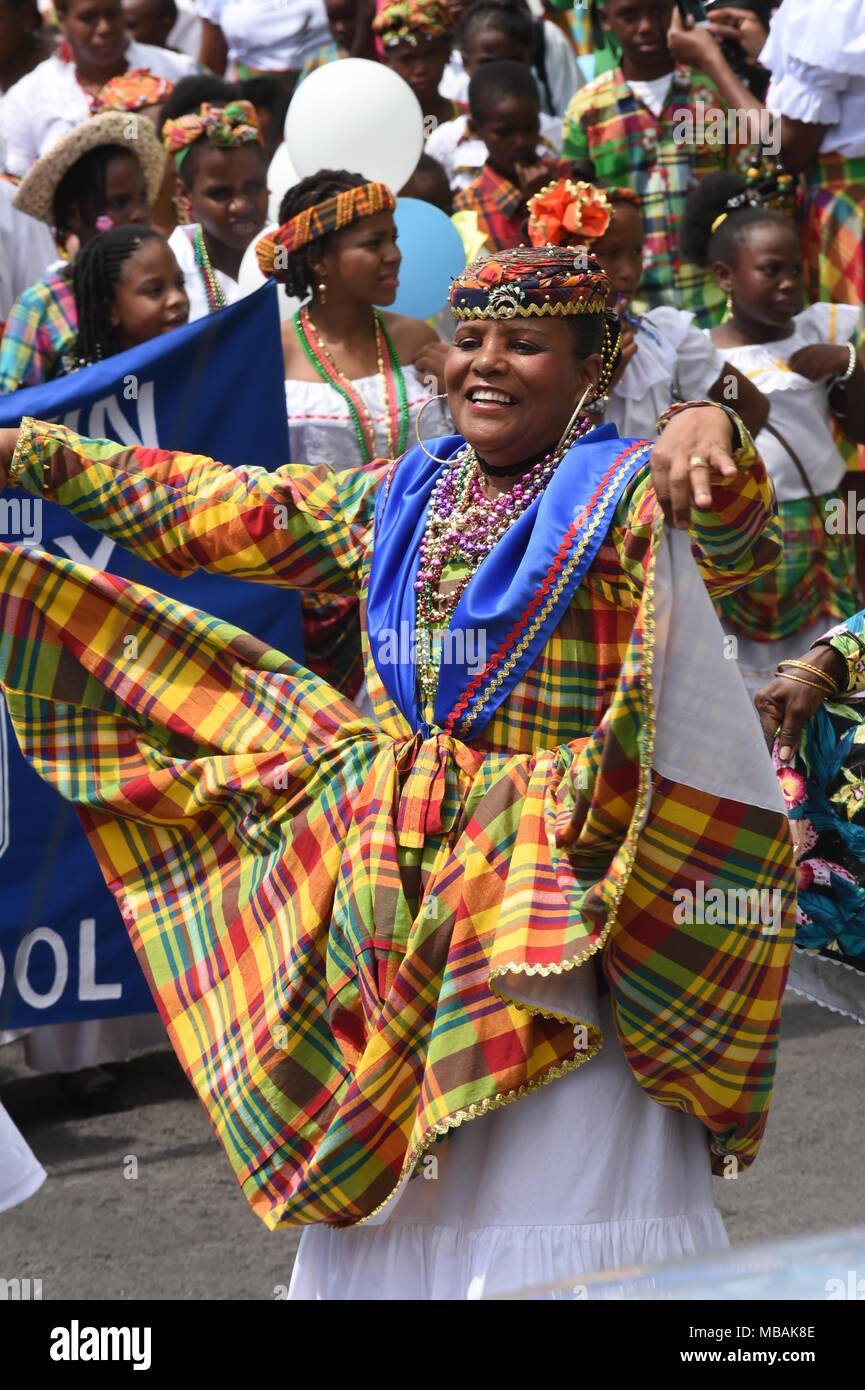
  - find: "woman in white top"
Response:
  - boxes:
[197,0,330,79]
[680,170,865,696]
[0,0,196,177]
[759,0,865,308]
[266,168,450,702]
[160,93,268,320]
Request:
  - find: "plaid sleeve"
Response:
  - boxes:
[561,90,590,160]
[10,416,385,596]
[0,286,57,393]
[611,431,782,602]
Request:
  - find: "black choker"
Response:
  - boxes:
[475,446,553,479]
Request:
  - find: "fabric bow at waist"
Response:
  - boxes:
[393,730,484,848]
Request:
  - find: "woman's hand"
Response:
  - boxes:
[650,405,739,529]
[0,427,20,487]
[412,339,449,394]
[787,344,852,382]
[707,6,769,62]
[755,646,846,762]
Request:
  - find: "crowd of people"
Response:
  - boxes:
[0,0,864,1301]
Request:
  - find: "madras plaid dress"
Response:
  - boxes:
[0,265,76,395]
[0,418,794,1229]
[562,66,735,328]
[453,161,572,253]
[802,154,865,309]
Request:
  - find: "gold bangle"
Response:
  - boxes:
[775,670,834,694]
[777,659,839,692]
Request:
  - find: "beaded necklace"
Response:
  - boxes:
[414,416,595,715]
[294,306,409,464]
[192,227,227,313]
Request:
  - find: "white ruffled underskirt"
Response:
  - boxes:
[288,995,729,1300]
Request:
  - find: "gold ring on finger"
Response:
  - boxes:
[688,454,706,470]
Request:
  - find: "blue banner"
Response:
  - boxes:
[0,283,302,1028]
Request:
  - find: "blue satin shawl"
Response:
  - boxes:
[366,425,652,739]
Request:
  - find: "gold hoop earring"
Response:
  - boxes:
[414,392,453,464]
[554,382,595,455]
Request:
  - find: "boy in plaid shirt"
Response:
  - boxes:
[454,60,572,253]
[563,0,742,327]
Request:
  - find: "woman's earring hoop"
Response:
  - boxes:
[414,392,453,464]
[554,382,595,455]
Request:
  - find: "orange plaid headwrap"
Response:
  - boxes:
[256,182,396,278]
[90,68,174,114]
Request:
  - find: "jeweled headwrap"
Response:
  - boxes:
[91,68,174,114]
[527,180,612,248]
[162,101,262,170]
[256,182,396,277]
[449,244,609,319]
[373,0,453,48]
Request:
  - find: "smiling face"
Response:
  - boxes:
[312,210,401,307]
[445,318,601,470]
[110,236,189,349]
[591,201,644,302]
[60,0,128,71]
[715,219,803,331]
[180,143,268,253]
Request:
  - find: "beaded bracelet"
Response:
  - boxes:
[830,341,857,391]
[655,399,748,454]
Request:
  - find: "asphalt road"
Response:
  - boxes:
[1,997,863,1300]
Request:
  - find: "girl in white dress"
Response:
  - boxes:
[680,171,865,697]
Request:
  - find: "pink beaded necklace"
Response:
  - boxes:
[415,414,595,713]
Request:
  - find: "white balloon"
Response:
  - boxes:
[267,141,298,225]
[237,224,301,324]
[286,58,423,193]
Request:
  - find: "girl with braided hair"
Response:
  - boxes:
[62,225,189,373]
[265,167,450,703]
[680,169,865,700]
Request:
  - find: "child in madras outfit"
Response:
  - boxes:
[0,112,166,393]
[373,0,465,130]
[161,99,268,321]
[562,0,739,328]
[258,169,448,701]
[680,171,865,699]
[526,174,768,442]
[452,60,573,254]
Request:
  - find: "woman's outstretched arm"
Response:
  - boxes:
[0,418,386,596]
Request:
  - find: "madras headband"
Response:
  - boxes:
[162,101,262,170]
[256,182,396,276]
[373,0,453,48]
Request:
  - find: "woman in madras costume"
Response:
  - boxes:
[0,245,794,1300]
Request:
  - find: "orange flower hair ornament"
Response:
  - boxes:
[527,180,612,248]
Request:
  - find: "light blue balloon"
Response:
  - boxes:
[380,197,466,320]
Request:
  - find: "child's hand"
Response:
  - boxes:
[609,327,636,389]
[515,158,560,199]
[787,344,853,382]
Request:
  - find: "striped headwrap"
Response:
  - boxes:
[373,0,453,48]
[161,100,262,170]
[256,181,396,278]
[449,244,610,319]
[90,68,174,114]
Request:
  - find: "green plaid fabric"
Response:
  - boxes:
[718,494,860,642]
[0,265,76,394]
[562,66,736,329]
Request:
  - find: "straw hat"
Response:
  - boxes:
[13,112,166,226]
